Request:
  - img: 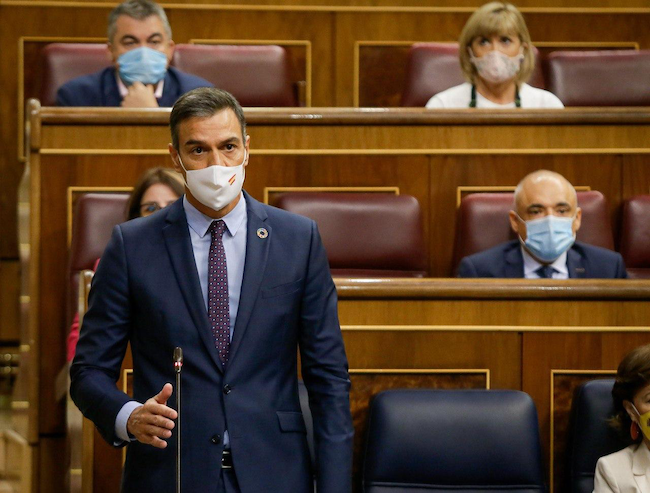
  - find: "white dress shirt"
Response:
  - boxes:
[521,247,569,279]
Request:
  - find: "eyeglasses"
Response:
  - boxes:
[140,201,175,215]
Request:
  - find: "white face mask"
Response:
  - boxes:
[469,48,523,84]
[177,150,247,212]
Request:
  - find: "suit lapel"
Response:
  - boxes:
[228,193,271,366]
[504,243,524,278]
[567,247,586,278]
[103,68,123,107]
[162,201,224,373]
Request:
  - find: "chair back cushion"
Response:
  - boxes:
[401,43,543,106]
[545,50,650,106]
[363,389,545,493]
[619,195,650,278]
[41,43,111,106]
[452,190,614,273]
[274,193,427,277]
[172,44,297,106]
[565,379,632,493]
[68,193,130,321]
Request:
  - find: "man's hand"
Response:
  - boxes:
[127,383,177,448]
[121,81,159,108]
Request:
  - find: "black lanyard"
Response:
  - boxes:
[470,84,521,108]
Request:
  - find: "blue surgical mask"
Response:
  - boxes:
[117,47,168,86]
[520,214,576,263]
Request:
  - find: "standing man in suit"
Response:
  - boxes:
[70,87,354,492]
[56,0,212,107]
[458,169,627,278]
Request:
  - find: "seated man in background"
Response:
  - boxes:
[56,0,212,107]
[458,170,627,278]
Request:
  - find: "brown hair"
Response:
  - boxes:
[169,87,246,151]
[458,2,535,84]
[126,167,184,220]
[611,344,650,436]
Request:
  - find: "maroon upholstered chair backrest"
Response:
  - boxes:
[452,191,614,274]
[40,43,112,106]
[619,195,650,279]
[274,193,427,277]
[172,44,298,107]
[545,50,650,106]
[67,193,130,322]
[401,43,543,107]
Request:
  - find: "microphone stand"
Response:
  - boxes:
[173,347,183,493]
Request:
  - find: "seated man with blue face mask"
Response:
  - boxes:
[56,0,212,107]
[458,169,628,279]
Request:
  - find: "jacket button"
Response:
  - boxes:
[223,384,231,395]
[210,434,221,444]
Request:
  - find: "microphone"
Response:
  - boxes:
[173,347,183,493]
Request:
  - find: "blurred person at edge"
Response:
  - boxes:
[426,2,564,109]
[594,344,650,492]
[457,170,627,278]
[56,0,212,107]
[66,167,184,361]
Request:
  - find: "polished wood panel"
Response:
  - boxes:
[0,261,20,343]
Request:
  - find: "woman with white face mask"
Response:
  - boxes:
[425,2,564,109]
[594,344,650,492]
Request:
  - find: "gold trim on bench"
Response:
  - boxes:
[263,186,399,205]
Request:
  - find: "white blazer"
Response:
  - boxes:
[594,443,650,493]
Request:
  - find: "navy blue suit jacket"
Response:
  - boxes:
[56,66,212,107]
[458,240,628,278]
[70,193,353,492]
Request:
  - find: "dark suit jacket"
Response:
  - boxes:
[56,66,212,107]
[70,192,354,492]
[457,240,628,278]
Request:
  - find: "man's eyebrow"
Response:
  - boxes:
[119,35,138,43]
[554,201,572,208]
[146,33,163,41]
[526,203,545,210]
[183,139,207,147]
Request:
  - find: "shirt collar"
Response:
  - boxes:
[116,73,165,99]
[183,193,247,239]
[521,246,569,278]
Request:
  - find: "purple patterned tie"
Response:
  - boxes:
[208,220,230,364]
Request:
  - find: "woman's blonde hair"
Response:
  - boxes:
[458,2,535,84]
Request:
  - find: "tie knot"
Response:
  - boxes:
[209,220,227,239]
[536,265,556,279]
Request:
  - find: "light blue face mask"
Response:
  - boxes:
[520,214,576,263]
[117,47,168,86]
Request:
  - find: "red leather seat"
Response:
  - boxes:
[401,42,544,107]
[619,195,650,279]
[274,192,427,277]
[452,191,614,274]
[40,43,112,106]
[67,193,130,323]
[172,44,298,106]
[545,50,650,106]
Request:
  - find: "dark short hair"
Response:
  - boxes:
[126,167,184,220]
[610,344,650,438]
[107,0,172,43]
[169,88,247,151]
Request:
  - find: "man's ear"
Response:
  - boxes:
[243,134,251,167]
[107,43,118,65]
[168,144,182,173]
[166,40,176,64]
[509,210,523,238]
[572,207,582,234]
